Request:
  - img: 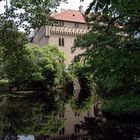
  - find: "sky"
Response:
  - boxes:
[18,135,34,140]
[58,0,92,11]
[0,1,5,13]
[0,0,92,13]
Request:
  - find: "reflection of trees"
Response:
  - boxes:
[0,91,65,139]
[81,116,140,140]
[70,73,95,112]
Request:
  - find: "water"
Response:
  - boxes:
[18,136,34,140]
[0,92,94,140]
[1,91,139,140]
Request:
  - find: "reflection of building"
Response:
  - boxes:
[32,6,88,65]
[50,104,94,140]
[19,104,94,140]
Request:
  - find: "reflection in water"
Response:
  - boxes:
[0,91,94,140]
[18,136,34,140]
[0,91,65,140]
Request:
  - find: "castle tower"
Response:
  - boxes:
[32,6,88,65]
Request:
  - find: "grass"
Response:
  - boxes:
[0,79,9,92]
[0,79,9,85]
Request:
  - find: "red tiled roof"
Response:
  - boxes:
[51,10,86,23]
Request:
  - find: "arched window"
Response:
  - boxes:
[59,127,65,135]
[59,38,61,46]
[74,39,77,44]
[58,38,65,47]
[74,125,80,134]
[62,38,64,46]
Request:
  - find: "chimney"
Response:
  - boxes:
[61,9,65,12]
[79,5,83,13]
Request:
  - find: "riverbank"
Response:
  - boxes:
[0,79,9,92]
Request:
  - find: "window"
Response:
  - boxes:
[59,21,64,27]
[58,38,65,47]
[75,23,79,28]
[62,38,64,46]
[74,125,80,134]
[59,38,61,46]
[75,112,80,117]
[59,113,65,118]
[74,39,77,45]
[59,127,65,135]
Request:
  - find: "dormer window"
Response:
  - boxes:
[58,21,64,27]
[75,23,79,28]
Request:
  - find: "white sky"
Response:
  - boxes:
[58,0,92,11]
[0,1,5,13]
[0,0,92,13]
[18,135,34,140]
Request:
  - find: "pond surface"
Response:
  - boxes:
[0,92,94,140]
[18,136,34,140]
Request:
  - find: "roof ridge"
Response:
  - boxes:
[50,9,86,23]
[52,9,80,15]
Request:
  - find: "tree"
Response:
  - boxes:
[0,0,67,30]
[73,0,140,97]
[73,0,140,139]
[25,44,65,88]
[1,43,65,88]
[0,0,67,88]
[0,20,29,83]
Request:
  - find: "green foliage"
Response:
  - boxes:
[71,95,95,112]
[103,94,140,117]
[0,91,65,138]
[0,80,8,85]
[0,20,29,83]
[0,50,6,80]
[69,62,96,112]
[85,46,139,96]
[0,19,65,89]
[85,0,140,16]
[26,45,65,86]
[75,2,140,138]
[0,0,67,31]
[4,44,65,87]
[73,0,140,97]
[14,0,67,27]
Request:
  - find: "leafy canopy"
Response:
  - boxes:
[73,0,140,97]
[0,0,67,30]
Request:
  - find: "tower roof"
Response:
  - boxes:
[51,9,86,23]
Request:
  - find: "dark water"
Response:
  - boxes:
[18,136,34,140]
[0,91,93,140]
[1,92,139,140]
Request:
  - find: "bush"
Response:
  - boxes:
[5,44,65,88]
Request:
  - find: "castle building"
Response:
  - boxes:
[50,104,94,140]
[32,6,88,65]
